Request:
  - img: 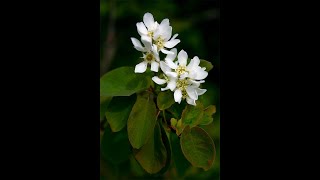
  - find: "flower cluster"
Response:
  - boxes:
[131,13,208,106]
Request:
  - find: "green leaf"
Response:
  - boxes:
[199,114,213,125]
[198,105,216,125]
[129,155,147,177]
[127,92,157,149]
[180,126,215,171]
[134,122,167,174]
[157,121,172,174]
[101,127,130,165]
[175,119,184,136]
[170,118,177,128]
[181,103,204,127]
[157,91,175,110]
[179,103,216,130]
[100,67,151,97]
[199,59,213,72]
[105,95,136,132]
[204,105,216,116]
[200,115,220,139]
[167,101,186,119]
[100,96,112,121]
[170,132,191,177]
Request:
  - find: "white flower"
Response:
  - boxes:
[153,19,180,55]
[152,48,178,90]
[131,36,160,73]
[174,78,207,106]
[136,12,180,55]
[160,62,207,106]
[136,12,159,42]
[165,49,208,81]
[152,49,208,106]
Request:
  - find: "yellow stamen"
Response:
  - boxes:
[145,53,154,62]
[175,66,187,76]
[176,79,189,90]
[147,31,154,38]
[181,90,188,99]
[156,36,164,50]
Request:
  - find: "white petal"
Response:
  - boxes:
[151,45,160,61]
[150,61,159,72]
[154,19,170,39]
[189,79,204,88]
[166,72,178,78]
[171,34,179,41]
[158,18,170,32]
[164,39,180,48]
[154,54,160,62]
[178,50,188,66]
[134,61,148,73]
[190,81,200,88]
[196,80,205,84]
[153,30,161,40]
[179,72,189,79]
[152,44,157,51]
[152,76,166,85]
[165,48,177,62]
[187,71,197,79]
[187,56,200,70]
[141,36,152,51]
[162,26,172,41]
[143,12,154,30]
[186,97,196,106]
[195,69,208,80]
[196,88,207,96]
[161,48,174,55]
[165,59,178,69]
[150,21,159,31]
[151,44,158,53]
[186,86,198,100]
[136,22,148,36]
[167,80,177,91]
[160,61,171,73]
[130,37,145,52]
[174,89,182,103]
[161,87,170,91]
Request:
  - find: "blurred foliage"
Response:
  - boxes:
[100,0,220,179]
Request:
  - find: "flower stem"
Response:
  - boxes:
[162,110,166,123]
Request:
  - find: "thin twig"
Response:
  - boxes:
[156,110,161,119]
[100,0,116,76]
[162,110,167,125]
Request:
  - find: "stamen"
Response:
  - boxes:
[147,31,154,38]
[145,53,154,62]
[175,66,187,76]
[181,90,188,99]
[176,79,189,90]
[156,36,164,50]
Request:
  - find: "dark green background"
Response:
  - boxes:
[100,0,220,179]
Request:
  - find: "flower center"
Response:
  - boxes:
[175,66,187,76]
[181,90,188,99]
[156,36,165,50]
[145,53,154,62]
[147,31,154,38]
[177,80,189,100]
[177,80,190,100]
[176,79,189,90]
